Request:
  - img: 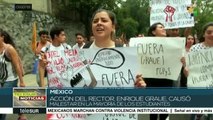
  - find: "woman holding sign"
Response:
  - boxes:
[186,22,213,120]
[180,34,196,87]
[41,9,146,120]
[84,9,146,88]
[145,22,172,120]
[83,9,146,120]
[184,22,213,80]
[146,22,174,87]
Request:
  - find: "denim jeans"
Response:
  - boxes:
[0,114,6,120]
[2,79,18,87]
[0,79,18,120]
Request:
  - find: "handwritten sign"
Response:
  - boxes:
[45,47,87,88]
[129,37,185,80]
[186,48,213,88]
[150,0,194,29]
[79,47,140,88]
[87,114,137,120]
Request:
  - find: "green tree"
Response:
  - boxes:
[52,0,119,39]
[121,18,139,39]
[115,0,150,38]
[193,0,213,39]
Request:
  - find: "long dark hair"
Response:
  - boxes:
[0,29,16,48]
[199,22,213,42]
[147,22,164,36]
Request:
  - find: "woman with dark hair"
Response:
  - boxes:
[180,34,196,87]
[0,29,26,120]
[146,22,173,87]
[186,22,213,120]
[145,22,172,120]
[84,9,118,48]
[185,34,196,52]
[85,8,146,119]
[147,22,166,37]
[85,8,146,87]
[190,22,213,52]
[184,22,213,78]
[44,9,146,120]
[183,22,213,85]
[0,29,25,87]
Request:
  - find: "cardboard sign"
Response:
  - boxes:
[45,48,87,88]
[79,47,140,88]
[150,0,194,29]
[186,48,213,88]
[129,37,185,80]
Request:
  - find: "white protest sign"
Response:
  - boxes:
[87,114,137,120]
[150,0,194,29]
[79,47,140,88]
[129,37,185,80]
[186,48,213,88]
[45,47,87,88]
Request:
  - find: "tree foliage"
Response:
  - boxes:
[52,0,119,38]
[53,0,213,41]
[193,0,213,39]
[121,18,139,39]
[115,0,150,39]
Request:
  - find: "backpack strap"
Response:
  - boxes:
[4,45,24,76]
[62,43,70,50]
[44,43,69,53]
[3,46,11,62]
[36,42,39,47]
[3,50,10,62]
[44,44,51,52]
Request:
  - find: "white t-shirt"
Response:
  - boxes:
[40,44,73,88]
[73,42,85,49]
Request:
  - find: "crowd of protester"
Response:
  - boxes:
[0,7,212,120]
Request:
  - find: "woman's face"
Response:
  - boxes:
[204,26,213,42]
[152,24,166,37]
[186,35,194,47]
[92,11,115,40]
